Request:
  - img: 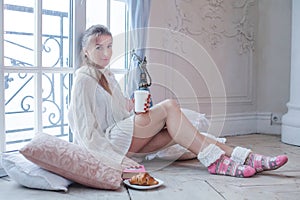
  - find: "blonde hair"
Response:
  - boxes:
[80,25,112,95]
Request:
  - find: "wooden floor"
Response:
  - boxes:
[1,134,299,200]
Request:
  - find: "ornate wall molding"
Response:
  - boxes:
[165,0,256,54]
[156,0,258,108]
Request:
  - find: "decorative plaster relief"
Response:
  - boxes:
[165,0,256,54]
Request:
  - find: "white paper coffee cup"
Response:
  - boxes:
[134,90,149,113]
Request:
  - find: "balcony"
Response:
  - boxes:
[3,3,72,152]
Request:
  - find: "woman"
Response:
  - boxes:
[68,24,288,178]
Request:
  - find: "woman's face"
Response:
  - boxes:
[84,34,113,69]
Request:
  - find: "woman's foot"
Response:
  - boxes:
[207,155,256,178]
[245,153,288,172]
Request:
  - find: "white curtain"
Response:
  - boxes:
[125,0,152,98]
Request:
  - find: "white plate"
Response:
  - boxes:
[123,178,164,190]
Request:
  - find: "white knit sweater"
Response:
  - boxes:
[68,66,132,170]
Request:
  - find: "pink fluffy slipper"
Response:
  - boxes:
[207,155,256,178]
[245,154,288,172]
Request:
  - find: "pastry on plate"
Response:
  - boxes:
[129,172,159,186]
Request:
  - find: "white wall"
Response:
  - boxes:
[147,0,291,136]
[257,0,291,114]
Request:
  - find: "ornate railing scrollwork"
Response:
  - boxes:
[4,74,14,89]
[4,4,70,149]
[42,36,61,67]
[21,95,34,112]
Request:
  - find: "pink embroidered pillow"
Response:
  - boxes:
[19,133,122,190]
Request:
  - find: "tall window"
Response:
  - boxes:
[86,0,129,90]
[0,0,128,154]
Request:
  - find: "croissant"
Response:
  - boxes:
[129,172,159,186]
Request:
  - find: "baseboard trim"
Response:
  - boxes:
[207,112,281,136]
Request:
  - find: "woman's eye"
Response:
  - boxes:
[96,45,103,50]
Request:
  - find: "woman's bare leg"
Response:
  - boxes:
[128,99,233,156]
[128,99,287,177]
[136,128,176,153]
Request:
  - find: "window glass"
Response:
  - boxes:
[86,0,128,88]
[42,0,70,68]
[110,0,127,70]
[86,0,107,28]
[4,0,35,67]
[41,72,71,138]
[5,72,35,152]
[3,0,72,152]
[110,0,126,36]
[2,0,128,152]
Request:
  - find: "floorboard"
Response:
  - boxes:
[1,134,299,200]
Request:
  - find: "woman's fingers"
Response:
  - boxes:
[147,94,151,102]
[144,102,150,112]
[144,99,151,111]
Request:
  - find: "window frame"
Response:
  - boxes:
[0,0,76,176]
[1,1,75,153]
[0,0,129,155]
[1,1,5,154]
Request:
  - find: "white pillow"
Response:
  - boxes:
[1,152,72,191]
[181,108,210,132]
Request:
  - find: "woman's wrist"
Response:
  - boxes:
[134,111,142,115]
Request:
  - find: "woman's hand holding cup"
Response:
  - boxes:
[134,90,151,114]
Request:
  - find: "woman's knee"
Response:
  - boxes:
[161,99,180,111]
